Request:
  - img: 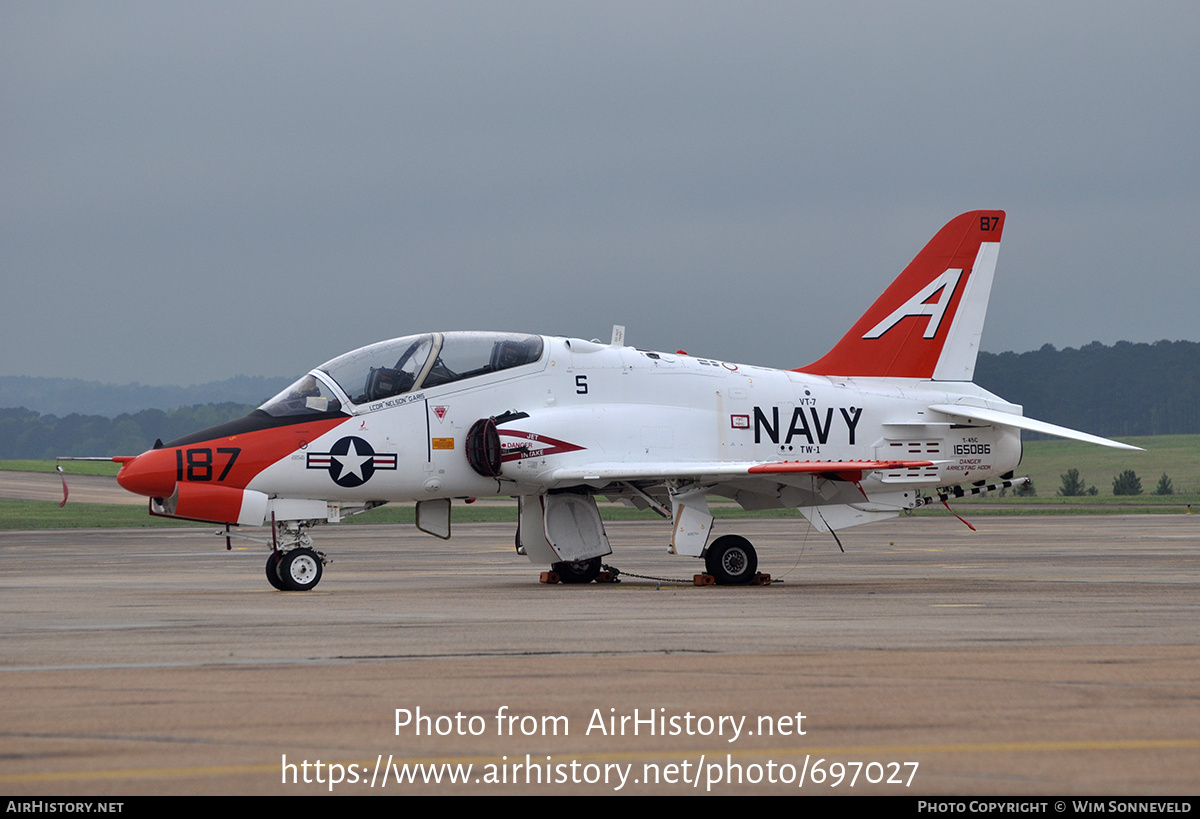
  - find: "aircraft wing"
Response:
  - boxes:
[549,459,935,483]
[927,404,1143,451]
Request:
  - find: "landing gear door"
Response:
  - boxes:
[541,493,612,562]
[416,498,451,540]
[517,496,557,565]
[669,487,713,557]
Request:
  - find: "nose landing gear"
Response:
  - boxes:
[252,521,327,591]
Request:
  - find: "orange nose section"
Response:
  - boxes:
[116,449,177,498]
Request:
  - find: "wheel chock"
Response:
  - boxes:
[540,571,561,584]
[596,570,619,583]
[694,573,771,586]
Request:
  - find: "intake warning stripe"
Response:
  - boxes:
[498,429,586,462]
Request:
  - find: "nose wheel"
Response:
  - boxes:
[259,520,326,591]
[266,548,325,591]
[279,548,324,591]
[265,552,288,590]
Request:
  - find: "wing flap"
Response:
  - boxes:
[747,459,934,474]
[549,459,934,483]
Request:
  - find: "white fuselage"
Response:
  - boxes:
[247,336,1023,511]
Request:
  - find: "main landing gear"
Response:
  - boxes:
[539,536,763,587]
[551,557,603,584]
[703,534,759,586]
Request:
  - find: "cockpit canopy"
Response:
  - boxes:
[260,332,544,418]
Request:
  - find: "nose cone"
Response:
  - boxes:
[117,449,177,498]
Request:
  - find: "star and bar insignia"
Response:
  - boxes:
[306,436,398,487]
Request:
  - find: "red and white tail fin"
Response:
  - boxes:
[798,210,1005,381]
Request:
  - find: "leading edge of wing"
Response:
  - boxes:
[548,459,935,483]
[927,404,1144,451]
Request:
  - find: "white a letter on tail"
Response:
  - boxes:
[862,268,962,339]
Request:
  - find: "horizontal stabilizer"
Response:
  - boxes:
[927,404,1143,451]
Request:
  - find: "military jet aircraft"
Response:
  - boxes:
[103,210,1139,590]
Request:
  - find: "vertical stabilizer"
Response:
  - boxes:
[798,210,1005,380]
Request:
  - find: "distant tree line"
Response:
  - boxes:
[1058,468,1176,497]
[0,374,290,418]
[975,340,1200,437]
[0,404,254,459]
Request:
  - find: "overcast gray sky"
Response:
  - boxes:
[4,2,1198,386]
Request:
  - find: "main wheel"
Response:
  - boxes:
[279,547,323,591]
[704,535,758,585]
[552,557,602,584]
[265,552,287,591]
